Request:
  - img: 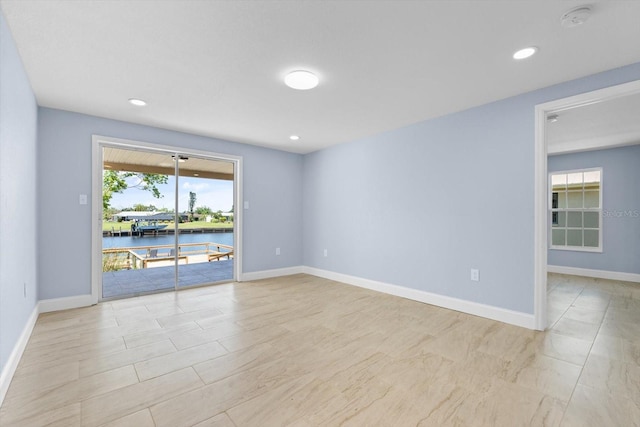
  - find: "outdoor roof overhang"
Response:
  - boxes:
[103,147,234,181]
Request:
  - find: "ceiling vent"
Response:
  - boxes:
[561,6,592,28]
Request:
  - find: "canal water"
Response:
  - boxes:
[102,231,234,249]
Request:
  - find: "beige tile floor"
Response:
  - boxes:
[1,273,639,426]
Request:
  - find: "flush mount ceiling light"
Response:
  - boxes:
[547,114,559,123]
[561,6,592,28]
[289,135,300,141]
[284,70,319,90]
[128,98,147,106]
[513,46,538,60]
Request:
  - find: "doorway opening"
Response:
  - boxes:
[534,79,640,330]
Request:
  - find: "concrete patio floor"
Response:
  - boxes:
[102,259,233,298]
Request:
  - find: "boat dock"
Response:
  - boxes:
[103,227,233,237]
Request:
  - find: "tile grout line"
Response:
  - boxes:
[557,285,612,426]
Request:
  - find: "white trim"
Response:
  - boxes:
[239,266,304,282]
[303,267,535,329]
[534,103,548,331]
[540,79,640,116]
[0,305,39,406]
[234,160,243,280]
[38,294,94,313]
[1,294,94,406]
[548,265,640,284]
[91,136,102,305]
[549,245,602,253]
[534,78,640,331]
[91,135,243,301]
[548,167,603,253]
[92,135,243,163]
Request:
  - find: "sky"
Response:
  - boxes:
[109,175,233,212]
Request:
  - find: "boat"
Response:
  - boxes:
[131,220,168,236]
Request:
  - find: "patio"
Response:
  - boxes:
[102,259,233,298]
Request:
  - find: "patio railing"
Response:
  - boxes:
[102,241,233,271]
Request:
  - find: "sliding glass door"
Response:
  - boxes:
[100,145,235,299]
[176,155,235,289]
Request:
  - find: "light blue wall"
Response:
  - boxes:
[3,10,640,368]
[548,145,640,274]
[0,12,38,375]
[37,108,303,299]
[303,62,640,314]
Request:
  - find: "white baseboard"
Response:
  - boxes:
[303,267,536,330]
[38,294,94,313]
[547,265,640,283]
[240,266,305,282]
[1,264,539,407]
[0,304,39,407]
[0,294,94,406]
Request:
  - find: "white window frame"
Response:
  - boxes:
[549,167,603,253]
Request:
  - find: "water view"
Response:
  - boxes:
[103,231,234,249]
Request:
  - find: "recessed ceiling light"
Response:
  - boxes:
[193,173,199,177]
[128,98,147,106]
[289,135,300,141]
[284,70,319,90]
[513,47,538,60]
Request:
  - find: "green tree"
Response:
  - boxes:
[103,206,118,221]
[132,203,157,212]
[102,170,168,210]
[195,206,213,215]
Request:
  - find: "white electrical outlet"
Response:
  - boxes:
[79,194,87,205]
[276,247,280,255]
[323,249,328,257]
[471,269,480,282]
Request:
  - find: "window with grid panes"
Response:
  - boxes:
[550,168,602,252]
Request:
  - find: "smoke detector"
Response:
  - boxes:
[561,6,592,28]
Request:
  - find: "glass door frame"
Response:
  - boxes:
[91,135,242,303]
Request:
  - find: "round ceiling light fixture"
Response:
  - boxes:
[289,135,300,141]
[128,98,147,106]
[561,6,592,28]
[284,70,319,90]
[513,46,538,60]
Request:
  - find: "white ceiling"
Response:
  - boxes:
[547,91,640,154]
[2,1,640,154]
